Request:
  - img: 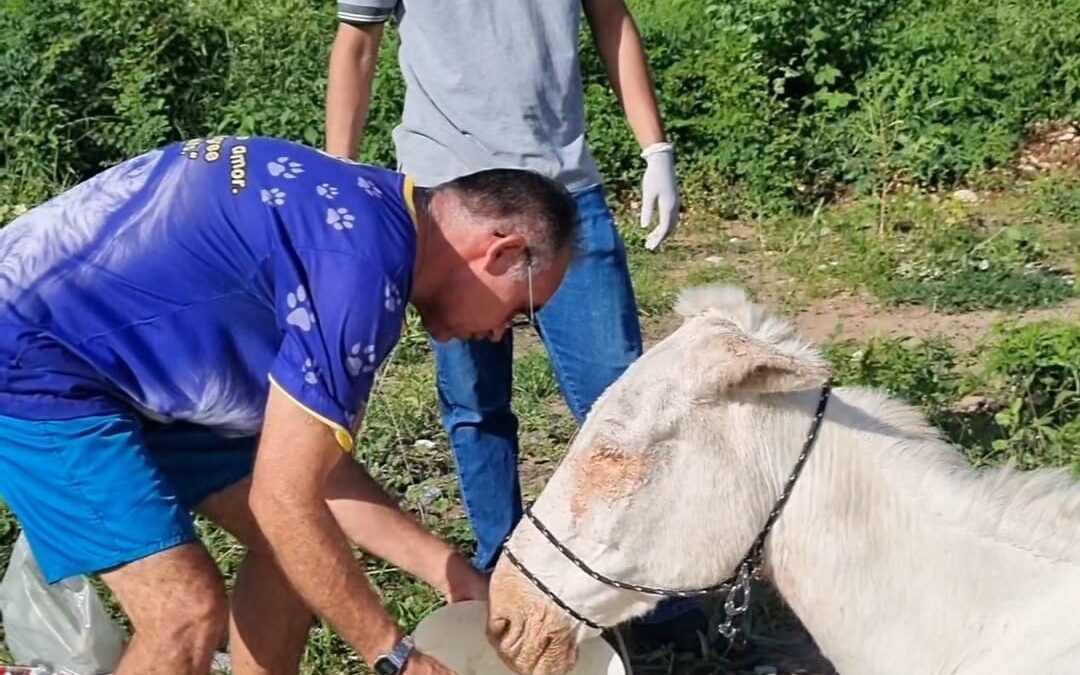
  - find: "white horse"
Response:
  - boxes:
[486,284,1080,675]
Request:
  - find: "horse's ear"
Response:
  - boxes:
[686,318,830,399]
[675,284,752,322]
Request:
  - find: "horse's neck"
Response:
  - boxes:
[763,420,1074,674]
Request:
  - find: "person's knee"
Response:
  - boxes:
[110,550,229,653]
[167,573,229,647]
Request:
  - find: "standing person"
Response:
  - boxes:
[0,134,580,675]
[326,0,705,647]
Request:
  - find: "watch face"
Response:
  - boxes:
[373,656,398,675]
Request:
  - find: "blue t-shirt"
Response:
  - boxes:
[0,136,417,449]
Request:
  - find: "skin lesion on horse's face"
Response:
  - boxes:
[569,436,650,522]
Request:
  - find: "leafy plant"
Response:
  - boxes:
[984,321,1080,472]
[6,0,1077,216]
[824,337,961,415]
[1028,176,1080,223]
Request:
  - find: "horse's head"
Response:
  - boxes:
[485,285,831,674]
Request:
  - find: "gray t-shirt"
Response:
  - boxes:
[338,0,603,192]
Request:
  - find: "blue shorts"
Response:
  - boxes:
[0,412,256,584]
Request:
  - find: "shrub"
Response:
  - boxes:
[0,0,232,202]
[824,337,961,415]
[1,0,1078,213]
[985,321,1080,471]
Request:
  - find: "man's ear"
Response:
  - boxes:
[482,233,528,276]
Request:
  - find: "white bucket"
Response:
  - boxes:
[412,601,627,675]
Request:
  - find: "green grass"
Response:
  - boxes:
[1028,176,1080,224]
[757,189,1078,311]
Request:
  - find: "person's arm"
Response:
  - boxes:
[326,20,386,159]
[250,386,457,674]
[256,248,480,670]
[583,0,681,251]
[583,0,665,148]
[325,449,488,603]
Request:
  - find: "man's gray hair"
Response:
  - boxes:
[435,168,579,276]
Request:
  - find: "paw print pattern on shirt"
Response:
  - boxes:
[326,207,355,231]
[357,176,383,198]
[384,282,402,313]
[316,183,339,199]
[260,188,285,206]
[285,285,316,332]
[267,157,304,179]
[346,343,377,377]
[302,359,320,385]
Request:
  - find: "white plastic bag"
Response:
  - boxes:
[0,533,125,675]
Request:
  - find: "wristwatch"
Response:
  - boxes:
[373,635,415,675]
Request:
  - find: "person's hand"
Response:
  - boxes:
[441,553,490,603]
[640,141,681,251]
[451,567,490,603]
[404,650,459,675]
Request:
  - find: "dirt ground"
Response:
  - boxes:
[790,294,1080,349]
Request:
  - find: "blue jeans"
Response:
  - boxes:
[433,185,642,571]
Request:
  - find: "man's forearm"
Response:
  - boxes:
[252,388,406,664]
[254,485,403,664]
[326,457,483,600]
[588,4,667,149]
[326,23,383,159]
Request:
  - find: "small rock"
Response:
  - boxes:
[951,188,979,203]
[705,255,724,264]
[419,484,444,506]
[413,439,437,450]
[954,394,991,413]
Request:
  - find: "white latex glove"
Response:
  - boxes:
[640,141,681,251]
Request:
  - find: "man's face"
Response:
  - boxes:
[417,214,571,343]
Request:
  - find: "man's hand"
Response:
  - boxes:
[640,142,681,251]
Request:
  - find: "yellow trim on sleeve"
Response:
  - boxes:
[268,376,354,452]
[403,174,418,226]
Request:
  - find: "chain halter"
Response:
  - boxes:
[502,380,833,641]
